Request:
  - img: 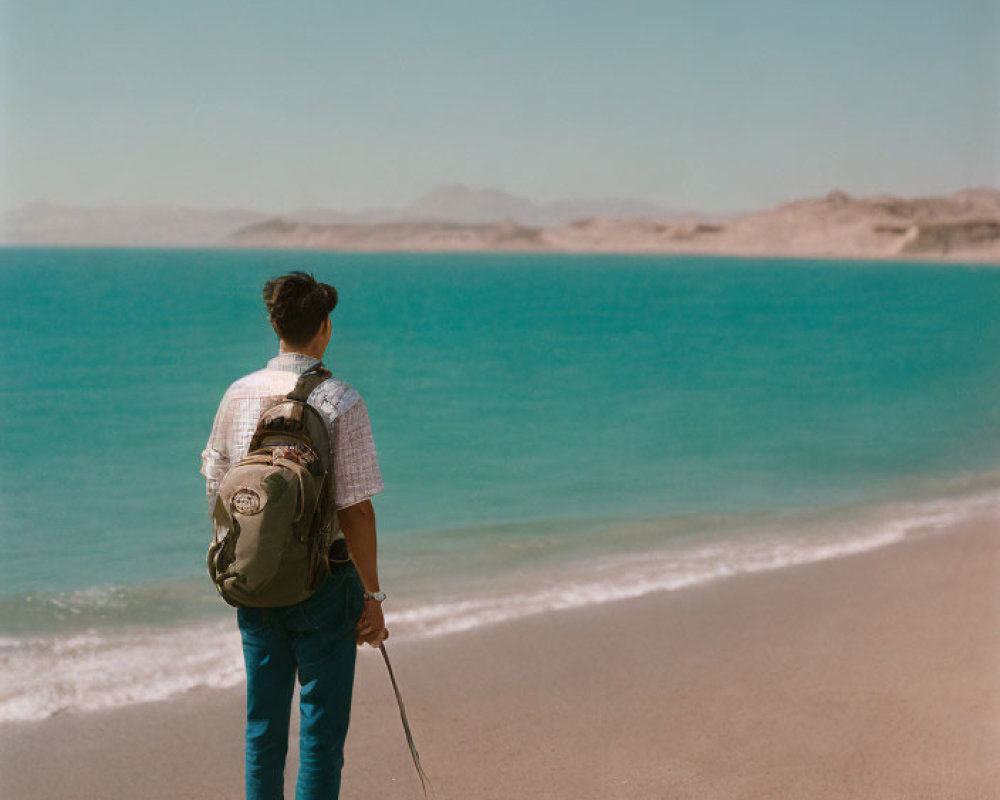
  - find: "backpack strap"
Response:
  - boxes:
[287,361,332,403]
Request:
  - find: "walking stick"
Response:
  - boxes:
[379,642,438,800]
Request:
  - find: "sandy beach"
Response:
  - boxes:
[2,513,997,800]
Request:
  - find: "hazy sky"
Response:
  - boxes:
[1,0,996,214]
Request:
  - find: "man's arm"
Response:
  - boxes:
[323,391,386,646]
[201,386,234,516]
[338,498,380,593]
[339,498,387,647]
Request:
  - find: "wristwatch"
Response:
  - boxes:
[363,590,387,602]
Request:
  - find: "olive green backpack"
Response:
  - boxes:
[207,362,336,608]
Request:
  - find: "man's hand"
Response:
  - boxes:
[355,598,388,647]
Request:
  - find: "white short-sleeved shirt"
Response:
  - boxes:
[200,351,384,538]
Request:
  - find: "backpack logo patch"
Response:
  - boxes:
[231,488,263,515]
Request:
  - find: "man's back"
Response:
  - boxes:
[201,351,384,527]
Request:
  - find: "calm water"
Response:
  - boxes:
[1,247,998,719]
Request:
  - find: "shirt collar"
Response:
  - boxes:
[266,351,322,374]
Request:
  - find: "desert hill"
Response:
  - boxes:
[230,188,1000,262]
[0,186,679,246]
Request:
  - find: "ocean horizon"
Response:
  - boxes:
[1,247,998,721]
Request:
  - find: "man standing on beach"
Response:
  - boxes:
[200,270,388,799]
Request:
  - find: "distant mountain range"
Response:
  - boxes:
[1,184,692,247]
[0,203,270,248]
[229,187,1000,263]
[5,185,999,263]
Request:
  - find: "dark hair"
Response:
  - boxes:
[262,271,338,346]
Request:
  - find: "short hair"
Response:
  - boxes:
[262,271,338,347]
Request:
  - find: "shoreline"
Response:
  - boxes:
[3,480,996,723]
[2,511,996,799]
[2,242,998,266]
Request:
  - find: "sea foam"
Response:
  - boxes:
[1,483,995,723]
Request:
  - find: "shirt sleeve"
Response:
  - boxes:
[200,386,234,514]
[331,397,385,510]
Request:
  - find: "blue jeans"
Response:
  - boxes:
[236,561,366,800]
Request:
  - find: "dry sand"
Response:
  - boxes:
[2,514,997,800]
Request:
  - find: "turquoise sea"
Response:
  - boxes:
[1,247,998,720]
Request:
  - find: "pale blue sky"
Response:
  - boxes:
[1,0,996,214]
